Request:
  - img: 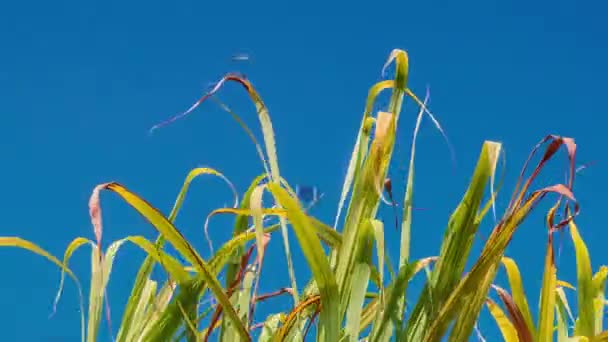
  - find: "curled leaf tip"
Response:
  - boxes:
[149,72,259,134]
[381,48,408,78]
[148,76,231,133]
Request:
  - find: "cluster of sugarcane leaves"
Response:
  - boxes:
[2,49,608,342]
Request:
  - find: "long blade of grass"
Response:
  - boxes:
[569,218,596,336]
[217,173,298,340]
[118,167,236,342]
[94,182,205,269]
[122,279,157,341]
[448,263,497,341]
[145,277,207,341]
[334,53,424,334]
[399,86,429,268]
[501,257,536,336]
[152,216,328,340]
[404,141,501,340]
[537,236,557,342]
[151,74,299,307]
[142,241,247,341]
[345,263,372,342]
[249,184,267,285]
[94,182,250,341]
[222,173,268,341]
[434,183,574,342]
[266,182,340,342]
[359,257,436,333]
[336,111,399,321]
[87,239,132,342]
[52,237,90,317]
[416,135,578,341]
[87,245,104,342]
[371,261,420,342]
[333,79,394,229]
[343,219,375,342]
[0,237,86,342]
[125,279,177,341]
[395,85,430,324]
[403,88,456,170]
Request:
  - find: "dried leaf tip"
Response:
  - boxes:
[89,183,110,252]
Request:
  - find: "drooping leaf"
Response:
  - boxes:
[0,237,85,342]
[118,167,236,341]
[94,182,251,341]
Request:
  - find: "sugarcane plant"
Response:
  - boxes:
[0,48,605,342]
[487,215,608,341]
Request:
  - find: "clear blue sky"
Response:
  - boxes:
[1,0,606,340]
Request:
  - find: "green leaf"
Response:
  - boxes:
[117,167,235,342]
[592,266,608,334]
[0,237,85,342]
[98,182,251,341]
[345,263,371,342]
[371,261,419,342]
[333,79,395,229]
[404,140,501,341]
[87,238,126,342]
[420,135,577,342]
[569,219,596,336]
[336,111,399,322]
[267,182,340,342]
[537,238,557,342]
[359,257,435,334]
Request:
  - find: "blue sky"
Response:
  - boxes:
[1,0,607,340]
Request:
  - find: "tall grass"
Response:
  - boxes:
[1,49,606,341]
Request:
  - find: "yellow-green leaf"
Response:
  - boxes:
[487,298,519,342]
[0,237,85,342]
[267,182,339,342]
[538,238,557,342]
[501,256,536,336]
[569,219,595,336]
